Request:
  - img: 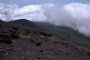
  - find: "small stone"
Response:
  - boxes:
[6,53,9,55]
[37,57,41,60]
[39,50,43,53]
[36,42,42,47]
[87,53,90,56]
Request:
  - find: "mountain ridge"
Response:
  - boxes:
[9,19,37,29]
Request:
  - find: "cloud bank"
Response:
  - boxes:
[0,3,90,36]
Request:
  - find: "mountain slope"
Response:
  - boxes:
[35,22,90,46]
[9,20,90,45]
[0,20,90,60]
[9,19,37,29]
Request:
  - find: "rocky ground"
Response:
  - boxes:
[0,20,90,60]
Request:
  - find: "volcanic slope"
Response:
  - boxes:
[0,19,90,60]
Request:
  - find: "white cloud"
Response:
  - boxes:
[13,5,47,21]
[14,5,41,15]
[0,3,90,36]
[0,3,18,21]
[63,3,90,36]
[64,3,90,20]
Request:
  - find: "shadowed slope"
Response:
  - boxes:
[9,19,37,29]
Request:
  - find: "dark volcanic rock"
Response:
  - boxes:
[0,20,19,44]
[0,19,90,60]
[9,19,37,29]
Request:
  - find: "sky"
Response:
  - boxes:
[0,0,90,36]
[0,0,90,6]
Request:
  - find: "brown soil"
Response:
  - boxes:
[0,31,90,60]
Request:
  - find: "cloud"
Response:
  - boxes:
[13,5,47,21]
[0,3,18,21]
[0,3,90,36]
[63,3,90,36]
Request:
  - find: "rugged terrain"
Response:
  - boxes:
[0,19,90,60]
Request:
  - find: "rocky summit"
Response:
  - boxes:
[0,19,90,60]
